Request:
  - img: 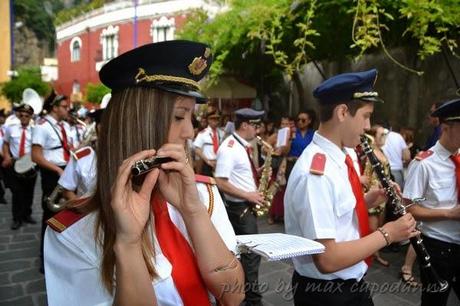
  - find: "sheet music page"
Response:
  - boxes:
[276,127,290,148]
[237,233,324,261]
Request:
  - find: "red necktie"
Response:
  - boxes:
[246,146,259,186]
[58,122,70,162]
[450,154,460,202]
[345,154,372,266]
[152,196,211,306]
[212,129,219,154]
[19,127,26,157]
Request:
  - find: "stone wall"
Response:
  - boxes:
[291,48,460,146]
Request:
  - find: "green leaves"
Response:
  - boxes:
[1,67,51,104]
[86,83,110,104]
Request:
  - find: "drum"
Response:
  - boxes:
[14,155,37,178]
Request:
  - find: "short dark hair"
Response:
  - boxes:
[318,100,371,122]
[235,119,245,130]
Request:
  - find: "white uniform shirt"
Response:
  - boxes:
[284,132,368,281]
[193,126,224,161]
[0,125,5,151]
[32,115,72,167]
[58,146,96,196]
[44,183,237,306]
[68,124,86,149]
[215,133,257,202]
[382,131,407,171]
[403,141,460,244]
[3,124,34,159]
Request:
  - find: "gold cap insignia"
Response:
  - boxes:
[188,48,211,76]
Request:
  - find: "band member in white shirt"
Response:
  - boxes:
[32,92,71,272]
[44,40,244,306]
[215,107,265,306]
[2,103,36,230]
[193,111,224,176]
[285,69,418,306]
[404,98,460,306]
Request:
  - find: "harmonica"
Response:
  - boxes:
[131,156,174,176]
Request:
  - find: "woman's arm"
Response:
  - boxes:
[182,208,245,305]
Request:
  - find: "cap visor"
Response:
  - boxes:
[155,84,208,103]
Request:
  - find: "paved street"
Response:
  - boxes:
[0,177,458,306]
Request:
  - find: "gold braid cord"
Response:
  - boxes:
[134,68,201,91]
[206,184,214,216]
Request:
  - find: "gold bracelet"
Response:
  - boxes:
[213,255,238,272]
[377,227,391,246]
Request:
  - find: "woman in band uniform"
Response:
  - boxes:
[44,41,244,306]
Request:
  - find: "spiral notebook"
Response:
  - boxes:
[236,233,325,261]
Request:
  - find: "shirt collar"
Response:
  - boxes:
[233,132,250,147]
[433,141,456,161]
[45,114,60,125]
[313,132,347,168]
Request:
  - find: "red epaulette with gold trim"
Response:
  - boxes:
[309,153,326,175]
[75,147,92,160]
[415,150,433,161]
[195,174,217,185]
[47,209,86,233]
[227,140,235,148]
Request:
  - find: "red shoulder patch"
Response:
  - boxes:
[310,153,326,175]
[227,140,234,148]
[195,174,217,185]
[415,150,433,161]
[47,209,86,233]
[75,147,91,159]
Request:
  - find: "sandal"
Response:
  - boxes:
[400,270,421,287]
[375,256,390,267]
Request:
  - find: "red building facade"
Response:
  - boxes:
[55,0,219,101]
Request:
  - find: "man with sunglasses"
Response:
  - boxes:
[2,104,36,230]
[32,91,72,273]
[215,107,265,306]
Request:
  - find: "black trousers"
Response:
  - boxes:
[420,235,460,306]
[226,200,262,305]
[7,167,37,222]
[39,167,63,266]
[292,271,374,306]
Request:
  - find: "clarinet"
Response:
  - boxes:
[360,135,448,292]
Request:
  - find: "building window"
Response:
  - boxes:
[72,81,80,94]
[100,25,119,61]
[69,37,82,62]
[150,16,175,42]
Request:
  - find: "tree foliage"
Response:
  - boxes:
[179,0,460,81]
[86,83,110,104]
[0,67,51,105]
[55,0,106,26]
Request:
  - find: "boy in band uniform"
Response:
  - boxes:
[285,69,418,306]
[404,98,460,306]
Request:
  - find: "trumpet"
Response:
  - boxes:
[131,156,174,176]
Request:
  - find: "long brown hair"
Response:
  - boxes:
[81,87,178,293]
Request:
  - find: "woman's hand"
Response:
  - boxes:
[112,149,159,245]
[156,144,204,216]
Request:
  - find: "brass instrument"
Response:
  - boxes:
[362,134,379,191]
[78,122,97,149]
[252,136,277,217]
[46,184,68,212]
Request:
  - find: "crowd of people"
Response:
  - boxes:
[0,40,458,306]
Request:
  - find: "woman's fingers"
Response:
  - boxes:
[113,149,157,196]
[139,168,159,197]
